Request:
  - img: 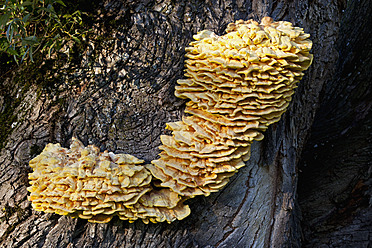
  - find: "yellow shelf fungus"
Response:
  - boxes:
[28,138,190,224]
[28,17,312,223]
[148,17,312,198]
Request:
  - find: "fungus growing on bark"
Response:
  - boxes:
[28,17,312,223]
[148,17,313,197]
[27,138,190,223]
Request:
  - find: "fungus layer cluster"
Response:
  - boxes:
[148,17,312,197]
[28,138,190,223]
[28,17,313,223]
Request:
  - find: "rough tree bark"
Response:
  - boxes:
[0,0,370,247]
[298,0,372,246]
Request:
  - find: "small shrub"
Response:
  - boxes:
[0,0,90,64]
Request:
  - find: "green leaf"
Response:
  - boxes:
[0,37,10,50]
[22,1,33,6]
[22,35,39,46]
[6,46,19,56]
[6,23,13,42]
[29,46,33,62]
[46,4,57,14]
[54,39,62,51]
[32,0,37,9]
[11,18,21,24]
[23,35,38,42]
[21,47,30,63]
[71,36,80,44]
[72,10,82,16]
[54,0,66,7]
[0,14,10,29]
[13,54,19,65]
[38,7,51,14]
[22,13,31,24]
[47,40,56,58]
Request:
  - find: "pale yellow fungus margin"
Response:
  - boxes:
[27,17,313,223]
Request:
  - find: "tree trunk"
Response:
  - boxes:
[0,0,370,247]
[298,0,372,246]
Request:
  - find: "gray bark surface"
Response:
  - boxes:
[0,0,369,247]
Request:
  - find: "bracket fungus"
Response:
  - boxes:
[28,138,190,223]
[28,17,312,223]
[148,17,313,197]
